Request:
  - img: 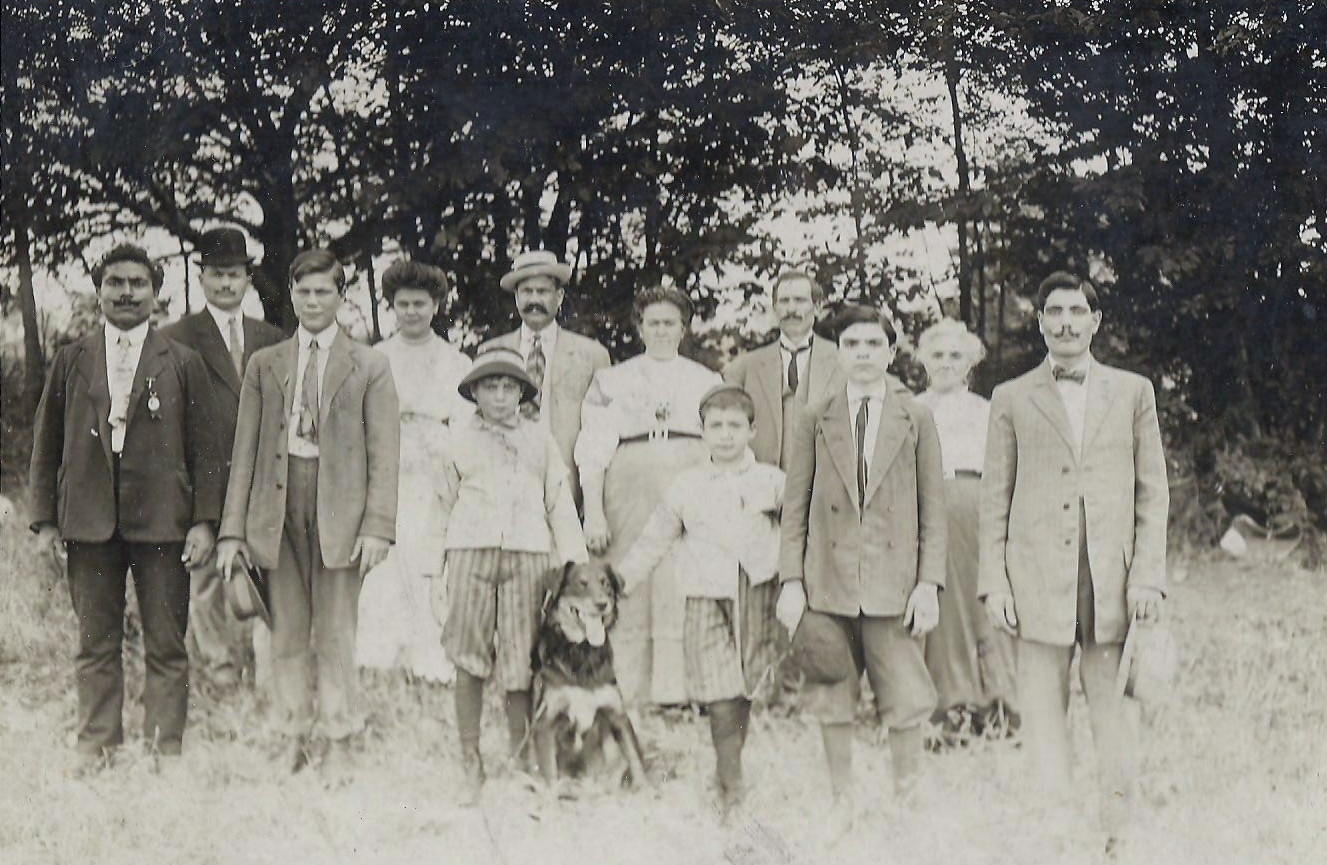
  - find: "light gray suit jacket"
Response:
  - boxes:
[978,358,1169,646]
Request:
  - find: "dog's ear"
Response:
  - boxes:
[540,561,574,617]
[604,563,624,598]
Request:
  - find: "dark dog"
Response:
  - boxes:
[531,560,647,788]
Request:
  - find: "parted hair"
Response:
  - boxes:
[698,386,756,423]
[289,248,347,292]
[632,285,694,326]
[382,260,449,304]
[771,268,826,305]
[92,244,164,291]
[1035,270,1100,311]
[830,303,897,346]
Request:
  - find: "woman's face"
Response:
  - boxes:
[921,333,975,393]
[637,301,686,359]
[392,288,439,340]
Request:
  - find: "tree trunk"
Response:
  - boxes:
[943,11,972,327]
[252,161,300,330]
[15,222,45,412]
[363,248,381,343]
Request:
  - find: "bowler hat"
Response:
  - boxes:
[458,347,539,404]
[1115,614,1178,704]
[196,227,254,268]
[790,609,856,685]
[499,250,572,292]
[223,557,271,629]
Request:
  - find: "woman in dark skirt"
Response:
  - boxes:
[916,319,1018,745]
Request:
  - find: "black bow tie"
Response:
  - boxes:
[1053,366,1086,385]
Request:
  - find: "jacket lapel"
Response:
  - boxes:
[753,342,783,447]
[125,331,170,432]
[196,313,243,396]
[805,335,839,401]
[864,389,912,506]
[319,330,355,422]
[819,392,862,516]
[75,331,114,469]
[1081,361,1115,452]
[1029,361,1079,459]
[550,329,575,389]
[275,336,298,420]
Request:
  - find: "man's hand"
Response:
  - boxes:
[352,535,391,578]
[182,523,215,570]
[34,524,66,575]
[776,580,807,636]
[904,583,940,637]
[428,572,448,626]
[1128,586,1164,624]
[984,592,1019,636]
[214,538,251,582]
[583,510,611,556]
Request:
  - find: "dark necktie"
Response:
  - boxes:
[786,343,808,394]
[228,315,244,376]
[855,397,869,508]
[297,340,320,443]
[522,332,546,419]
[1053,365,1086,385]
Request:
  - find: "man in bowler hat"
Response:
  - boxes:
[161,227,284,687]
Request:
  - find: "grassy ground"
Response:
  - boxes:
[1,492,1324,865]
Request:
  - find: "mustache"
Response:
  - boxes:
[522,303,549,315]
[1049,326,1080,338]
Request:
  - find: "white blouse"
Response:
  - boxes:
[375,332,472,426]
[917,388,990,476]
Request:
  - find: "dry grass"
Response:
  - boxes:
[2,490,1325,865]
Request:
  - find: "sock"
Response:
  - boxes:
[504,689,532,758]
[821,722,854,799]
[455,669,484,753]
[709,698,748,794]
[890,725,923,794]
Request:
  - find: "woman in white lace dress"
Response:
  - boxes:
[577,286,722,706]
[356,261,471,683]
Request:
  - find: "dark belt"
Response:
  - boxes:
[952,469,982,480]
[619,430,702,445]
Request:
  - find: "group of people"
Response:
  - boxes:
[28,228,1168,849]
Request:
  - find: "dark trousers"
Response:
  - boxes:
[65,536,190,754]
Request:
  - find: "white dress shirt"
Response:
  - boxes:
[288,325,337,457]
[520,322,559,427]
[1051,355,1092,459]
[206,302,244,355]
[778,334,813,393]
[846,378,889,482]
[105,320,149,454]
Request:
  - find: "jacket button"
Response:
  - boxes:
[1061,466,1070,474]
[275,482,284,490]
[1063,502,1071,511]
[830,504,839,513]
[1064,538,1071,546]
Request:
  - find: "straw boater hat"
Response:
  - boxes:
[1115,614,1178,704]
[457,347,540,404]
[195,227,255,267]
[499,250,572,292]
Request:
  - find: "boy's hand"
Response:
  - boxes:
[33,524,66,576]
[215,538,250,582]
[984,592,1019,636]
[583,511,611,556]
[1127,586,1164,624]
[776,581,807,635]
[904,583,940,637]
[352,535,391,578]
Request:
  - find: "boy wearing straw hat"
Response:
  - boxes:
[436,347,588,805]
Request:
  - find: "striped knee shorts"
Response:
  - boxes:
[442,548,552,691]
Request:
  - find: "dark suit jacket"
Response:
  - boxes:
[29,327,224,542]
[779,383,947,618]
[220,329,400,570]
[160,310,284,498]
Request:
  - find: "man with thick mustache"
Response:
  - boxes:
[979,271,1168,849]
[479,250,610,506]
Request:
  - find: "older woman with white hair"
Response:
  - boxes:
[916,319,1018,744]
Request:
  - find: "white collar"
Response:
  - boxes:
[298,324,338,351]
[205,302,244,331]
[845,377,888,403]
[705,448,757,477]
[105,320,150,348]
[521,322,559,349]
[779,332,814,353]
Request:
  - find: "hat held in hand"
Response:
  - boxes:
[224,557,271,629]
[790,609,856,685]
[1115,614,1178,704]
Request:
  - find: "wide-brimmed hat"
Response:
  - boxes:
[195,227,254,268]
[790,609,856,685]
[499,250,572,292]
[223,557,271,629]
[458,347,539,404]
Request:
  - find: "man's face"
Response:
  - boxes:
[392,287,439,340]
[291,271,344,334]
[701,405,755,464]
[837,321,894,384]
[1037,288,1101,363]
[772,277,819,342]
[514,275,564,332]
[97,261,158,330]
[200,263,249,312]
[473,375,524,424]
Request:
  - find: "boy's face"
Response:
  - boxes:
[837,321,894,384]
[291,271,344,334]
[97,261,158,330]
[200,263,250,312]
[701,405,755,464]
[473,375,524,424]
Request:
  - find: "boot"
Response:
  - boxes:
[461,743,485,807]
[890,725,923,805]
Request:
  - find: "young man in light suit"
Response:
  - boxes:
[777,304,946,828]
[216,249,400,781]
[30,244,222,775]
[979,271,1168,849]
[478,250,610,505]
[722,270,842,468]
[160,227,284,688]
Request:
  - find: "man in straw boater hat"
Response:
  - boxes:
[161,227,284,689]
[479,250,610,506]
[433,347,588,805]
[979,270,1168,854]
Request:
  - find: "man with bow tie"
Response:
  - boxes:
[29,244,223,776]
[979,271,1169,849]
[161,227,284,688]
